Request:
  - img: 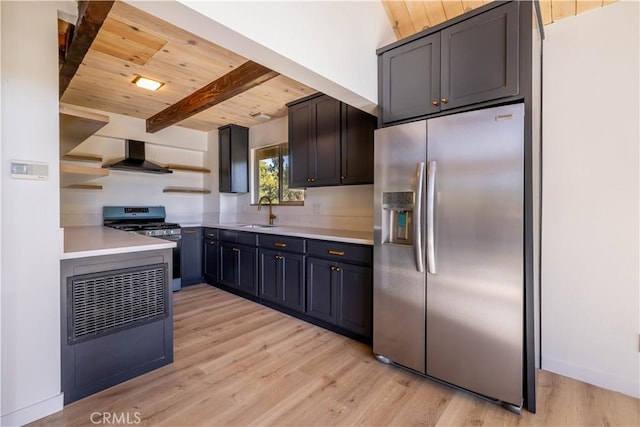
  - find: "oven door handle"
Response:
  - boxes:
[161,235,182,241]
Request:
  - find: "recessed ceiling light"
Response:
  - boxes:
[132,75,164,91]
[250,112,271,121]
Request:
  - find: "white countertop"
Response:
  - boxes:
[61,226,176,260]
[201,222,373,245]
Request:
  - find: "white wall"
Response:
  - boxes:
[203,131,220,223]
[127,0,396,114]
[60,109,208,226]
[0,1,3,418]
[71,105,208,152]
[541,0,640,398]
[1,1,65,425]
[215,116,373,232]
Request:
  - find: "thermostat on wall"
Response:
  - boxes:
[11,160,49,180]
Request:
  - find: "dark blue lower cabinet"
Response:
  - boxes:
[306,256,372,339]
[220,241,257,296]
[237,244,258,296]
[181,227,203,286]
[259,248,305,313]
[281,253,305,312]
[208,231,372,341]
[219,243,237,287]
[337,262,372,337]
[203,238,219,283]
[61,250,174,404]
[259,248,280,302]
[306,257,337,324]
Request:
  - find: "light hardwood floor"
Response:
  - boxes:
[32,284,639,426]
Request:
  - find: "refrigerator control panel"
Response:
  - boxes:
[382,191,414,210]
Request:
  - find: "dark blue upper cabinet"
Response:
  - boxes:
[440,1,519,110]
[288,93,375,188]
[378,1,522,126]
[219,124,249,193]
[380,32,441,124]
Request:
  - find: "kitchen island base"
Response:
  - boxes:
[60,249,173,404]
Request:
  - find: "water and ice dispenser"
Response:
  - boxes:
[382,191,415,245]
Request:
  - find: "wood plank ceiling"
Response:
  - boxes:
[62,1,620,134]
[60,1,316,132]
[382,0,619,39]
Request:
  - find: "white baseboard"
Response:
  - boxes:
[542,356,640,399]
[1,393,63,427]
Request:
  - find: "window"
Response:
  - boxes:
[253,143,304,205]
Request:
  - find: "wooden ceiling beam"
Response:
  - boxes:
[146,60,279,133]
[59,1,115,99]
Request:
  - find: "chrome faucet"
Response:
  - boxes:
[257,196,276,225]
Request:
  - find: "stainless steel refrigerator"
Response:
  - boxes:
[373,103,525,409]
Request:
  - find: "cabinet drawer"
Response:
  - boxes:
[182,227,201,235]
[220,229,257,246]
[219,230,236,242]
[203,228,218,240]
[307,240,372,265]
[258,234,305,253]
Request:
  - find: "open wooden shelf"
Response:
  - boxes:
[63,184,103,190]
[62,153,103,163]
[165,164,211,173]
[60,163,109,187]
[163,187,211,194]
[59,104,109,157]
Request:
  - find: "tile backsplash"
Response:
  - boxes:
[219,184,373,232]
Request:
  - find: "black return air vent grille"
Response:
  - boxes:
[67,263,168,344]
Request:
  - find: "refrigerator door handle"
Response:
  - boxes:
[427,160,437,274]
[414,162,426,273]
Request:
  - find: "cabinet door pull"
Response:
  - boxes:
[274,242,287,248]
[206,233,216,238]
[328,250,345,256]
[335,267,341,272]
[274,255,283,260]
[232,247,240,252]
[441,98,448,104]
[432,100,439,107]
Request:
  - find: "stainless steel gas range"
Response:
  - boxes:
[103,206,182,291]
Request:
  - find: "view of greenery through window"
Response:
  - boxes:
[255,143,304,204]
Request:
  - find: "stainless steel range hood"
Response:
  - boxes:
[104,140,172,174]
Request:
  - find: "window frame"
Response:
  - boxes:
[252,142,304,206]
